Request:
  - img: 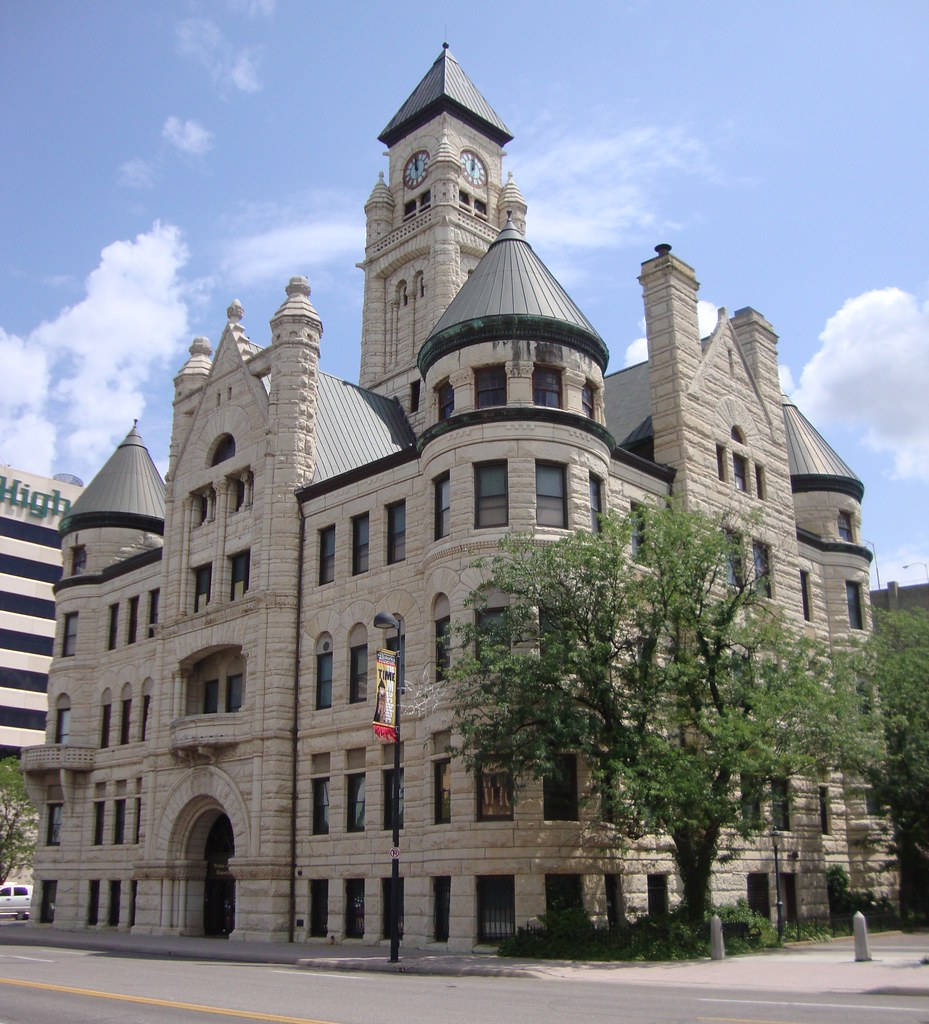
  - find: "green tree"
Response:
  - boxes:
[0,757,36,884]
[867,608,929,918]
[450,503,872,923]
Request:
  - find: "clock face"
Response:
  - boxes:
[404,150,429,188]
[460,150,487,186]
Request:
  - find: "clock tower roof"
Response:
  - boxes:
[379,44,513,148]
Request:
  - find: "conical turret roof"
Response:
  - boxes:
[782,397,863,501]
[379,45,512,147]
[418,216,608,376]
[60,423,165,535]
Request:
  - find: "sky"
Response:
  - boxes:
[1,1,927,589]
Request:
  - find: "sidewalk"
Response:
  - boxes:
[0,923,927,996]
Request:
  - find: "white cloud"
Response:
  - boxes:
[1,224,190,480]
[778,364,795,394]
[176,17,262,94]
[793,287,929,481]
[162,116,214,156]
[227,0,275,14]
[515,125,714,251]
[118,157,156,189]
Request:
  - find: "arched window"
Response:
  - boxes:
[348,624,368,704]
[730,426,745,444]
[315,634,333,710]
[99,687,113,748]
[185,649,245,715]
[140,679,153,742]
[54,695,71,745]
[433,594,451,682]
[211,434,236,466]
[119,683,133,745]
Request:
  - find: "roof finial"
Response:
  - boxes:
[442,41,449,50]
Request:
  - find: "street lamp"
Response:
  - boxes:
[772,832,784,942]
[902,562,929,583]
[374,610,402,964]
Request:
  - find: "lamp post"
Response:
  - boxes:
[902,561,929,583]
[374,611,402,964]
[772,833,784,942]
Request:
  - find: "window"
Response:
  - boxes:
[434,615,450,682]
[434,759,451,824]
[536,462,567,528]
[386,502,406,563]
[310,879,328,937]
[477,766,513,820]
[647,874,668,917]
[346,773,366,832]
[545,874,583,914]
[229,550,250,600]
[434,474,450,539]
[225,674,243,712]
[419,189,431,210]
[99,702,111,748]
[732,452,748,491]
[203,679,219,714]
[211,434,236,465]
[846,581,864,630]
[865,787,881,816]
[403,199,416,219]
[93,801,105,845]
[147,589,159,637]
[716,444,726,480]
[193,564,212,612]
[772,777,790,831]
[70,545,86,576]
[129,880,138,927]
[543,754,578,820]
[107,604,119,650]
[46,803,62,846]
[726,532,744,588]
[800,570,812,622]
[316,641,332,709]
[473,197,487,217]
[345,878,364,937]
[747,873,770,917]
[318,526,335,585]
[437,380,454,421]
[589,474,602,533]
[141,693,151,741]
[581,382,594,418]
[755,464,766,500]
[475,462,508,528]
[380,877,405,940]
[62,612,78,657]
[740,774,762,825]
[533,366,561,407]
[40,881,56,924]
[731,426,745,444]
[108,880,121,927]
[383,768,404,830]
[819,785,830,834]
[55,701,71,744]
[409,379,420,412]
[475,366,506,408]
[630,502,645,558]
[233,476,247,512]
[752,540,771,597]
[87,879,100,926]
[312,778,329,835]
[352,514,369,575]
[433,876,451,941]
[119,698,131,744]
[113,798,126,845]
[349,643,368,703]
[838,511,853,542]
[477,875,515,941]
[127,596,139,644]
[134,797,142,844]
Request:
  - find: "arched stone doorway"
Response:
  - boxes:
[203,814,235,936]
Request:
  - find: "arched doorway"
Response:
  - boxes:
[203,814,235,936]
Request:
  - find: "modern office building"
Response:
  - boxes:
[25,48,885,943]
[0,467,82,757]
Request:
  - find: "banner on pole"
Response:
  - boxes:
[373,648,398,741]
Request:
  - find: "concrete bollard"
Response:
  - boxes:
[710,914,725,960]
[853,910,871,962]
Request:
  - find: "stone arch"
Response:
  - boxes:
[155,764,252,861]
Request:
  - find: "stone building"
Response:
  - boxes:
[25,47,882,944]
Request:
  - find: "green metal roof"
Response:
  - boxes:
[379,45,512,147]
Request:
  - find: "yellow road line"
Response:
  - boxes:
[0,976,340,1024]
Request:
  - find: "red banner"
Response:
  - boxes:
[373,648,398,741]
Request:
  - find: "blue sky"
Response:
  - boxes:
[1,1,927,588]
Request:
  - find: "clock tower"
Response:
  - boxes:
[358,45,524,431]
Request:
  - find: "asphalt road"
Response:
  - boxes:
[0,942,926,1024]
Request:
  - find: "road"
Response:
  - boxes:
[0,942,926,1024]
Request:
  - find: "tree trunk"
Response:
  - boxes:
[672,828,719,923]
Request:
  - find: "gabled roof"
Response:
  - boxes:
[379,45,512,148]
[60,424,165,535]
[783,397,863,500]
[418,217,608,375]
[311,373,416,484]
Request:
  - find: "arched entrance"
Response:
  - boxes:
[203,814,235,936]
